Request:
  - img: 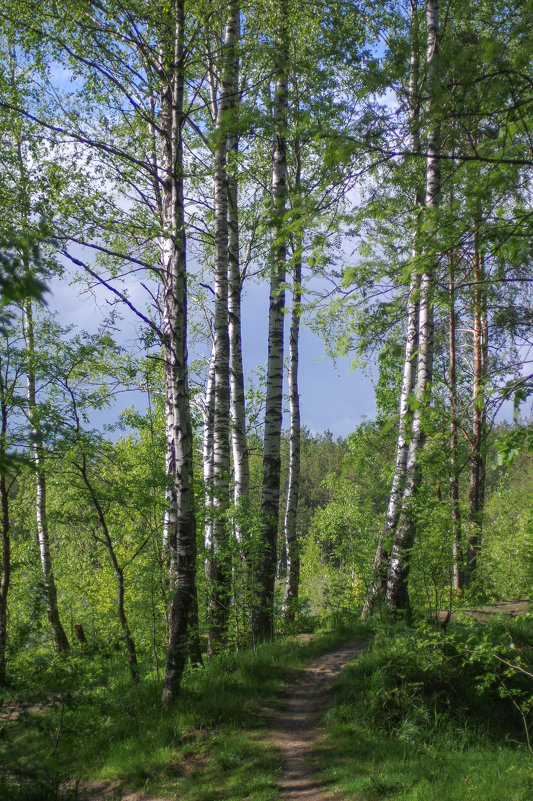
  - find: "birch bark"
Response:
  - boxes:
[206,0,241,653]
[159,0,198,703]
[283,138,302,622]
[203,344,216,558]
[283,244,301,621]
[163,367,179,590]
[0,373,10,685]
[362,0,422,618]
[385,0,440,611]
[252,1,289,643]
[22,298,70,652]
[226,8,250,554]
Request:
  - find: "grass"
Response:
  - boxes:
[314,614,533,801]
[3,613,531,801]
[0,622,370,800]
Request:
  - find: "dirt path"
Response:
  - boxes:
[270,639,370,801]
[437,599,530,624]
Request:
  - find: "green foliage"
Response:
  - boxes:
[480,451,533,601]
[0,627,368,800]
[317,616,533,801]
[496,423,533,467]
[1,0,533,795]
[0,225,49,318]
[299,420,396,623]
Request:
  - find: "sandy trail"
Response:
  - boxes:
[269,639,370,801]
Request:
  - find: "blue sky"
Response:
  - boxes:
[49,269,376,439]
[240,279,376,437]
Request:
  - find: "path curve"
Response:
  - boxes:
[270,639,370,801]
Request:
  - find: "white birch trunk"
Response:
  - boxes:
[362,0,422,618]
[283,237,301,621]
[226,7,250,551]
[203,344,216,553]
[22,299,70,652]
[206,0,241,653]
[252,1,289,643]
[228,174,250,546]
[163,366,178,590]
[385,0,440,611]
[160,0,198,703]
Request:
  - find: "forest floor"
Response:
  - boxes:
[1,605,530,801]
[269,638,370,801]
[436,598,530,623]
[67,637,371,801]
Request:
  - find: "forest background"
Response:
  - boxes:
[0,1,532,799]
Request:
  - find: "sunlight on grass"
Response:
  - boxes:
[1,623,369,800]
[315,617,533,801]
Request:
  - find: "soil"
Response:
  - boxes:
[269,639,370,801]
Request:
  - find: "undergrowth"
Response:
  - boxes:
[0,621,370,800]
[316,613,533,801]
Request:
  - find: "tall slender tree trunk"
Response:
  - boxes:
[226,8,250,554]
[283,247,301,622]
[78,457,139,682]
[22,299,69,652]
[159,0,198,703]
[283,137,302,623]
[163,368,179,590]
[206,0,241,654]
[0,382,10,686]
[385,0,440,612]
[252,1,289,643]
[228,177,250,549]
[225,6,252,635]
[464,225,487,587]
[363,0,421,618]
[203,344,216,558]
[362,268,420,617]
[448,253,463,592]
[166,360,202,667]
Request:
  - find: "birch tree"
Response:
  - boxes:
[383,0,441,612]
[0,341,16,685]
[22,297,70,651]
[3,42,71,650]
[155,0,199,701]
[6,0,200,697]
[226,7,250,556]
[282,242,301,622]
[363,0,423,617]
[252,0,289,643]
[282,132,302,622]
[203,0,243,654]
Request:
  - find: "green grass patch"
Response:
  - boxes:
[0,622,371,800]
[315,615,533,801]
